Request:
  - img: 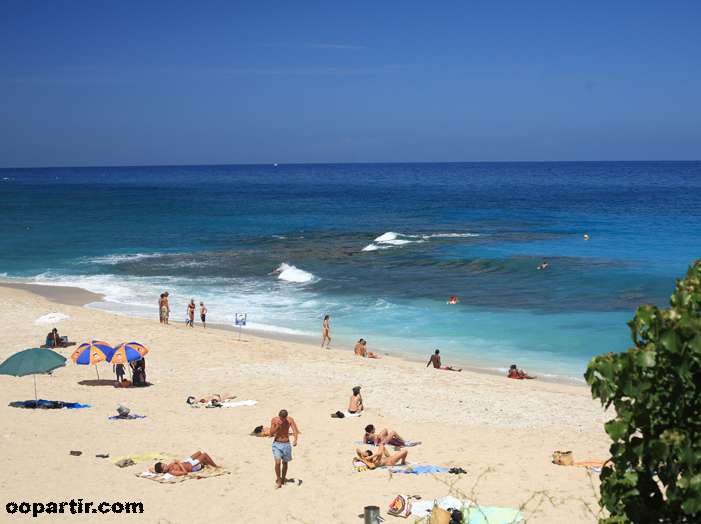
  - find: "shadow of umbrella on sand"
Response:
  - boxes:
[0,348,67,401]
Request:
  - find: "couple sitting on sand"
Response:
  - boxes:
[508,365,537,379]
[151,451,219,476]
[186,393,237,406]
[356,443,409,467]
[354,339,381,359]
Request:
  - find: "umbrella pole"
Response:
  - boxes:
[95,365,100,380]
[34,375,37,402]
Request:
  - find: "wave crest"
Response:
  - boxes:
[276,263,315,283]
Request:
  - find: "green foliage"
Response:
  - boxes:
[585,259,701,523]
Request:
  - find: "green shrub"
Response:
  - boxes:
[585,259,701,524]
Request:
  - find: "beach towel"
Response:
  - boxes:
[353,440,421,448]
[136,465,231,484]
[410,497,476,518]
[221,400,257,408]
[10,400,90,409]
[573,460,610,469]
[107,452,171,465]
[105,414,147,420]
[391,465,449,475]
[332,410,364,418]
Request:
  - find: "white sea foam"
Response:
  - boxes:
[80,253,164,265]
[362,244,379,251]
[422,233,480,238]
[276,263,315,283]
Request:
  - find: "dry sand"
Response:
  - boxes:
[0,284,613,523]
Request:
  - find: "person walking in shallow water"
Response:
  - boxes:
[321,315,332,348]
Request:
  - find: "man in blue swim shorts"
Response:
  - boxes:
[270,409,300,488]
[151,451,219,476]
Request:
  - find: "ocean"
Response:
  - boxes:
[2,162,700,384]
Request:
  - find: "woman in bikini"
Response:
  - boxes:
[356,443,408,467]
[187,299,196,327]
[363,424,405,445]
[321,315,332,348]
[360,340,381,359]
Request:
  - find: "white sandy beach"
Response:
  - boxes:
[1,283,613,523]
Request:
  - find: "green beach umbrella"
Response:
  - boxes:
[0,348,67,402]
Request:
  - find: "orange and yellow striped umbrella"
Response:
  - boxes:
[110,342,149,364]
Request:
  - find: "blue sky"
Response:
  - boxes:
[1,1,699,167]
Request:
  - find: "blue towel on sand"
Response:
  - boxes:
[105,414,146,420]
[14,400,90,409]
[391,465,449,474]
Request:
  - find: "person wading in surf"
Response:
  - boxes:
[321,315,332,348]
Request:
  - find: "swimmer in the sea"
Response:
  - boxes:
[448,296,459,304]
[537,261,549,270]
[269,268,281,275]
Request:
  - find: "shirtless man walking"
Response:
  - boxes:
[158,294,165,323]
[270,409,300,488]
[427,349,461,371]
[162,292,170,325]
[321,315,332,348]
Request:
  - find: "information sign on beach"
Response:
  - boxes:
[235,313,246,342]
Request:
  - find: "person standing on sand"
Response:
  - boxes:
[427,349,461,371]
[158,294,165,323]
[162,292,170,325]
[270,409,300,488]
[200,301,207,328]
[187,299,196,327]
[321,315,332,348]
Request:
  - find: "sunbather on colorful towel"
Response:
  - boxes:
[151,452,219,476]
[186,394,237,406]
[364,424,405,445]
[357,443,409,467]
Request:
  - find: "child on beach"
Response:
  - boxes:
[114,363,125,383]
[200,301,207,328]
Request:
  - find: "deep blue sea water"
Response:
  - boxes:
[2,162,700,383]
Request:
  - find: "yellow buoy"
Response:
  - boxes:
[584,234,589,240]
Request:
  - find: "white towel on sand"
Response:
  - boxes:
[221,400,257,408]
[141,471,174,480]
[341,410,363,417]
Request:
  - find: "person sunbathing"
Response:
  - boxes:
[349,386,363,414]
[364,424,405,445]
[357,443,409,467]
[151,452,219,476]
[186,394,237,406]
[508,364,537,379]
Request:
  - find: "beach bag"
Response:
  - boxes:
[120,380,131,388]
[552,450,573,466]
[388,494,412,518]
[429,505,452,524]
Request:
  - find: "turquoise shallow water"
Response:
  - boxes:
[1,162,699,383]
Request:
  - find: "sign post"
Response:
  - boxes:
[235,313,246,342]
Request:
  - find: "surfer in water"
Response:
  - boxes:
[447,296,459,305]
[537,261,549,270]
[269,268,281,275]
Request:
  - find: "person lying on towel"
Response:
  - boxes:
[150,452,219,476]
[186,394,237,406]
[364,424,406,445]
[356,443,409,467]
